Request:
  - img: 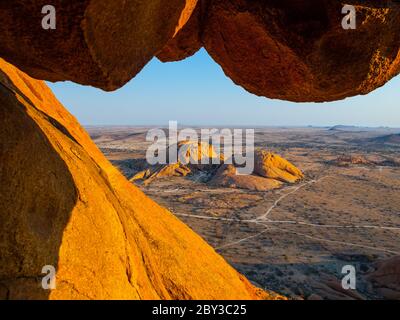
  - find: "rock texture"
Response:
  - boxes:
[254,151,304,183]
[0,59,284,300]
[158,2,203,62]
[0,0,397,301]
[205,0,400,102]
[1,1,399,102]
[0,0,198,90]
[161,0,400,102]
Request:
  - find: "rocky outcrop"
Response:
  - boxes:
[132,140,222,184]
[177,140,223,165]
[0,59,284,300]
[133,143,303,190]
[209,151,303,191]
[333,155,374,167]
[210,164,283,191]
[161,0,400,102]
[254,151,304,184]
[131,163,192,185]
[1,1,399,102]
[0,0,198,91]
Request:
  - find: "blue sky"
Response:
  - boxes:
[48,48,400,127]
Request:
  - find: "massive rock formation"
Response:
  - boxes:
[210,151,303,191]
[210,164,283,191]
[0,0,198,90]
[0,1,399,101]
[254,151,304,184]
[132,142,303,191]
[162,0,400,102]
[0,0,398,301]
[0,59,284,300]
[131,140,222,184]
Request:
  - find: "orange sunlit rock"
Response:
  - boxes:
[132,140,221,184]
[254,151,304,184]
[210,164,283,191]
[0,59,286,300]
[158,2,203,62]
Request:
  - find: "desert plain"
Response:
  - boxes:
[87,125,400,300]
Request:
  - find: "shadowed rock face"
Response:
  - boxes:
[0,59,284,300]
[158,2,203,62]
[0,66,77,300]
[0,0,398,301]
[0,0,198,91]
[0,1,399,101]
[162,0,400,102]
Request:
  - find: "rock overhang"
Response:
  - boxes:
[0,0,399,102]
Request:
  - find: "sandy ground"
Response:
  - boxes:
[88,126,400,300]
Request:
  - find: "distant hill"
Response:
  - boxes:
[370,134,400,145]
[329,125,360,131]
[329,125,398,132]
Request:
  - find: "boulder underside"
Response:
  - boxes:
[0,0,399,300]
[0,1,399,101]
